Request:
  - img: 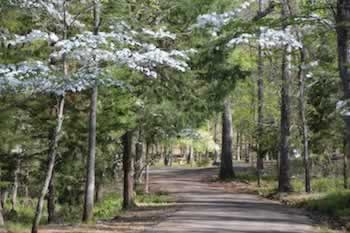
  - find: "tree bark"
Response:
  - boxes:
[83,0,100,222]
[219,98,235,179]
[122,131,136,210]
[47,172,55,224]
[236,130,241,161]
[83,85,97,223]
[298,42,311,193]
[95,179,102,203]
[0,186,4,226]
[344,140,349,189]
[11,155,20,211]
[1,190,8,209]
[336,0,350,189]
[187,145,193,165]
[32,96,65,233]
[213,114,220,164]
[144,143,150,194]
[278,0,293,193]
[256,0,265,188]
[134,129,144,187]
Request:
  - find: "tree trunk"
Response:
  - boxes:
[1,190,8,209]
[47,172,56,224]
[219,98,235,179]
[236,130,241,161]
[134,129,144,187]
[32,96,65,233]
[144,143,150,194]
[187,145,193,165]
[11,156,20,211]
[0,187,4,226]
[278,0,293,193]
[256,0,265,187]
[213,114,220,164]
[336,0,350,189]
[344,140,349,189]
[83,85,97,223]
[122,131,136,210]
[298,42,311,193]
[95,179,102,203]
[83,0,100,222]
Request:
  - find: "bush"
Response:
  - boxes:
[305,191,350,218]
[292,177,344,193]
[94,194,122,220]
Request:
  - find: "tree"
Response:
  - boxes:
[278,0,293,193]
[122,131,136,209]
[336,0,350,189]
[0,182,4,226]
[82,0,101,223]
[220,98,235,179]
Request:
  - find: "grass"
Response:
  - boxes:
[232,171,350,231]
[2,191,171,233]
[303,191,350,220]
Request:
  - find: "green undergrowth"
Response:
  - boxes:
[3,191,171,233]
[94,191,171,219]
[232,171,350,231]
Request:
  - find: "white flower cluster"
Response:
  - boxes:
[193,0,255,32]
[1,2,193,95]
[0,62,124,95]
[49,29,191,78]
[336,100,350,117]
[115,48,190,78]
[2,30,59,48]
[227,27,302,49]
[142,27,177,40]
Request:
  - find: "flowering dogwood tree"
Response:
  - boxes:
[1,0,192,230]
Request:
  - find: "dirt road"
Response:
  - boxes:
[145,167,316,233]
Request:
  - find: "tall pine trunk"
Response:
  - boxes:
[83,0,100,222]
[256,0,265,185]
[144,143,150,194]
[298,43,311,193]
[134,129,144,187]
[337,0,350,190]
[278,0,292,193]
[0,184,4,226]
[47,172,56,223]
[219,98,235,179]
[32,96,65,233]
[11,155,20,210]
[32,2,69,231]
[83,85,97,222]
[213,114,220,164]
[123,131,136,209]
[344,140,349,189]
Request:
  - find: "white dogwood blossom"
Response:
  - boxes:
[0,62,124,95]
[142,27,177,40]
[193,0,255,32]
[49,28,191,78]
[1,2,193,95]
[227,27,302,49]
[2,30,59,48]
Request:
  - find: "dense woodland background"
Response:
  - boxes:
[1,0,350,232]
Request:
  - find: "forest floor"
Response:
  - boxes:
[38,205,177,233]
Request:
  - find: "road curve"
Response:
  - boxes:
[144,167,316,233]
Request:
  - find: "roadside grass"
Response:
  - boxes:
[232,172,350,232]
[2,191,171,233]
